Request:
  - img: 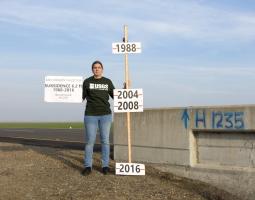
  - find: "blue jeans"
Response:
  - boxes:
[84,114,112,168]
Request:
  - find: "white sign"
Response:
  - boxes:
[44,76,83,103]
[112,42,141,54]
[116,163,145,176]
[114,89,143,113]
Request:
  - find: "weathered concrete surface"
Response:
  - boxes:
[114,145,189,165]
[195,131,255,168]
[114,109,189,165]
[113,105,255,200]
[153,164,255,200]
[114,109,188,148]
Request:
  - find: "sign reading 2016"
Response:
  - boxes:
[114,89,143,113]
[115,163,145,176]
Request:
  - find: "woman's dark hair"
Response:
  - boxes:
[92,60,103,70]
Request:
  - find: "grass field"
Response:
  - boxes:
[0,122,84,129]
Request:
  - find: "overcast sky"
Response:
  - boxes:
[0,0,255,122]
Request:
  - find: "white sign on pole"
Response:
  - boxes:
[115,163,145,176]
[44,76,83,103]
[114,89,143,113]
[112,42,141,54]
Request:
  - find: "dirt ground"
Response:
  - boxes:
[0,142,240,200]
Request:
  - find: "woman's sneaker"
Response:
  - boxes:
[102,167,109,175]
[81,167,92,176]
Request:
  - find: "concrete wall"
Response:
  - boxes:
[113,105,255,199]
[114,108,189,165]
[114,105,255,167]
[195,130,255,168]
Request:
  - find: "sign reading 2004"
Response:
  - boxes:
[114,89,143,113]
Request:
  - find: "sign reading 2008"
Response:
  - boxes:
[114,89,143,113]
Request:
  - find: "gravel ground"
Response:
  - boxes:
[0,142,240,200]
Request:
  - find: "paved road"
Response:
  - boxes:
[0,128,84,142]
[0,128,113,150]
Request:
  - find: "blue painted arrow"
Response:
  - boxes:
[181,108,190,129]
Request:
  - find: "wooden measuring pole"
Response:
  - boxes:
[124,25,132,163]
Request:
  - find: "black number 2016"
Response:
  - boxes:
[119,164,141,173]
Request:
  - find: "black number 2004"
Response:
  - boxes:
[117,90,139,99]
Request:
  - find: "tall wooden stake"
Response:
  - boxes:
[124,25,132,163]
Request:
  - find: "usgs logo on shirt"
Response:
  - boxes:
[90,83,108,91]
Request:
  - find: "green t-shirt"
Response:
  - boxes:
[82,76,115,116]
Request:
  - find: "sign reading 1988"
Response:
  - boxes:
[112,42,141,54]
[114,89,143,113]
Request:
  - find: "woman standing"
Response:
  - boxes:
[82,60,115,175]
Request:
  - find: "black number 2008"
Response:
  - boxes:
[118,101,139,110]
